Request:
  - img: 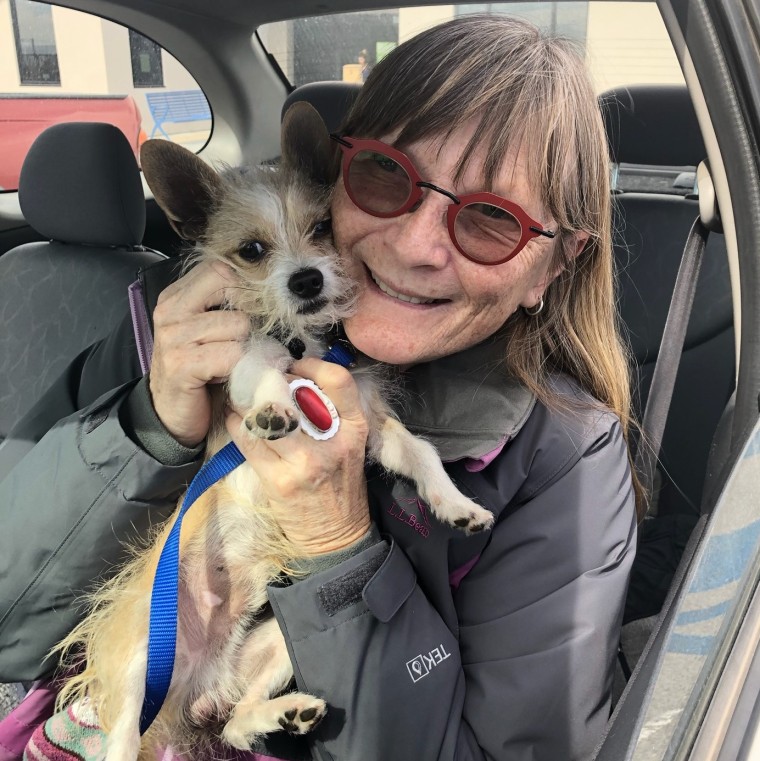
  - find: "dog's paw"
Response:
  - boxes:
[428,493,494,535]
[451,504,495,534]
[222,694,326,749]
[275,696,327,735]
[243,402,299,440]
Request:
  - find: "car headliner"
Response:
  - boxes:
[48,0,641,30]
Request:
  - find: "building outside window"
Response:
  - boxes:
[129,29,164,87]
[9,0,60,85]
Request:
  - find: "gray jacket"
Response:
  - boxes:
[0,277,636,761]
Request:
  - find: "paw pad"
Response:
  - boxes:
[244,403,299,440]
[276,701,326,734]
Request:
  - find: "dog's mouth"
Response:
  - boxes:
[296,297,329,315]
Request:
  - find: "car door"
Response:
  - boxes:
[595,0,760,758]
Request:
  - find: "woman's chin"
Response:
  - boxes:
[343,317,435,366]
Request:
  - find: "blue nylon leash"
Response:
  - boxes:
[141,441,246,733]
[140,338,356,734]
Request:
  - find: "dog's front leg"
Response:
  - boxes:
[371,418,494,534]
[221,617,326,749]
[228,339,298,440]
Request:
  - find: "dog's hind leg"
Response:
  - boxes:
[104,635,148,761]
[221,617,326,750]
[372,417,494,534]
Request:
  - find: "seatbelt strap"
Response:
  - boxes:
[635,217,709,520]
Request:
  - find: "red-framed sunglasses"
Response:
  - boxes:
[330,134,556,266]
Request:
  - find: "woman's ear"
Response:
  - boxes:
[572,232,590,259]
[520,231,590,310]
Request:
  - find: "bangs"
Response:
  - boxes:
[339,14,591,228]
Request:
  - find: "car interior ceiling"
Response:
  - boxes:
[0,0,744,747]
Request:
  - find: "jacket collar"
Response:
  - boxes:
[394,330,536,464]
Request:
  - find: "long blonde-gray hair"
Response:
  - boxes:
[340,14,643,511]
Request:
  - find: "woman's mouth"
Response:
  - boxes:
[367,268,446,305]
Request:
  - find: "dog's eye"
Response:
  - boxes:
[312,219,332,238]
[239,240,268,262]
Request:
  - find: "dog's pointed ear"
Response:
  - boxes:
[280,101,338,187]
[140,139,222,241]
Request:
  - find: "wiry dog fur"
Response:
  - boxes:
[54,103,494,761]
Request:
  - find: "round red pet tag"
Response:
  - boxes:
[289,378,340,440]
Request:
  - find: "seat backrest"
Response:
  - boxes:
[281,80,362,133]
[0,122,165,442]
[601,85,735,518]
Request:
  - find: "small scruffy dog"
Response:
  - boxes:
[55,103,493,761]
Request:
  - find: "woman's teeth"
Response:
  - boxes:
[371,272,436,304]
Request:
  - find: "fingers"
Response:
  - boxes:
[148,262,250,445]
[160,310,251,348]
[155,260,239,323]
[170,341,245,386]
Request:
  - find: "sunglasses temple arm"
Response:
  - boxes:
[530,226,556,239]
[329,134,352,148]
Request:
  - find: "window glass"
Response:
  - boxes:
[631,420,760,760]
[0,1,212,192]
[259,2,685,93]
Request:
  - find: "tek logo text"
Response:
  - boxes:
[406,644,451,683]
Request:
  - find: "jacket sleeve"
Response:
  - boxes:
[0,316,201,681]
[267,416,637,761]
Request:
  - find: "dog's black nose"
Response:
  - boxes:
[288,268,324,300]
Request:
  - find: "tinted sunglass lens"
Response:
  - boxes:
[454,202,523,263]
[347,150,412,214]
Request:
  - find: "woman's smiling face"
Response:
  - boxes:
[332,118,563,365]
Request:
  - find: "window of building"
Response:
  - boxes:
[129,29,164,87]
[9,0,61,85]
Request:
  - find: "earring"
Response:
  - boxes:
[524,297,544,316]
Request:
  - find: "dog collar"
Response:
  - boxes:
[266,323,306,360]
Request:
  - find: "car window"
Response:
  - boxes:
[259,2,684,92]
[259,1,690,194]
[630,420,760,760]
[0,0,212,192]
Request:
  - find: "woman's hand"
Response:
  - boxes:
[149,261,251,447]
[225,358,372,557]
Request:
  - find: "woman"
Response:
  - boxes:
[0,15,637,761]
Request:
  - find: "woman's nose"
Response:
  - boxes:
[386,191,453,268]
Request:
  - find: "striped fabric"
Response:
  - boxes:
[24,702,104,761]
[23,701,284,761]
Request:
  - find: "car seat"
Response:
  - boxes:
[281,80,362,133]
[0,122,165,461]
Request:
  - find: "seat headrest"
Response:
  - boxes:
[19,122,145,247]
[282,81,362,133]
[600,85,706,166]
